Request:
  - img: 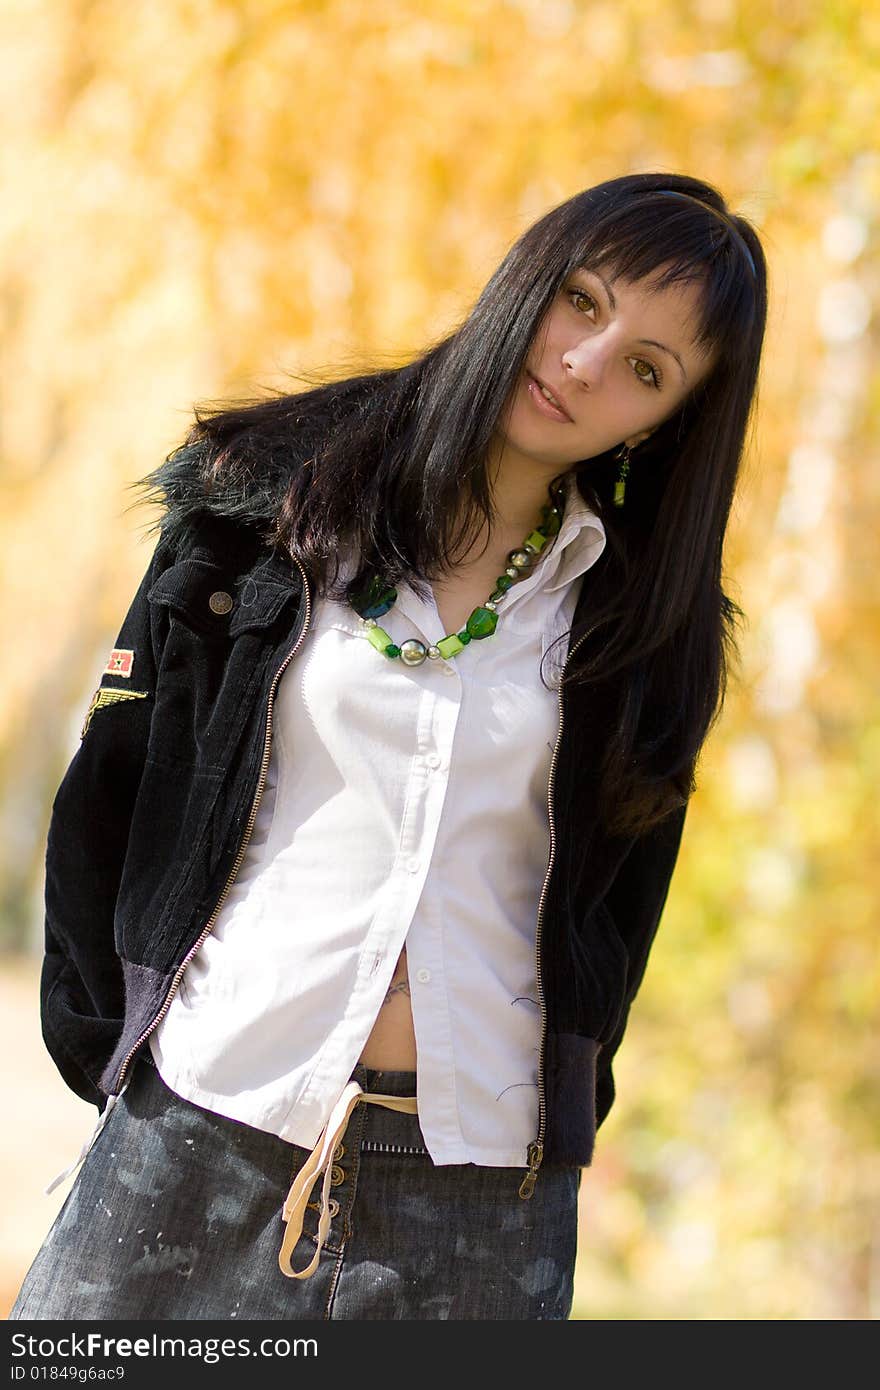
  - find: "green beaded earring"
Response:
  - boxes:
[613,443,632,507]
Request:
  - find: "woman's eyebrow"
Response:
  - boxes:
[575,266,688,384]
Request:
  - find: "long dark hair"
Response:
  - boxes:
[134,171,768,837]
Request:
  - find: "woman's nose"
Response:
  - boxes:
[561,337,607,390]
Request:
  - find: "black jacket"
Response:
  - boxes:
[41,447,688,1194]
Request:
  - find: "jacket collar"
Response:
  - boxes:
[142,443,609,592]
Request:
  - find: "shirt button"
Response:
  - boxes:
[442,664,456,676]
[425,753,441,768]
[416,968,431,984]
[406,857,420,873]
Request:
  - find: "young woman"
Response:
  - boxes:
[11,171,766,1321]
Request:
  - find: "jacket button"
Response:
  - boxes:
[208,590,233,615]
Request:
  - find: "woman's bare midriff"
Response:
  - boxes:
[358,945,418,1069]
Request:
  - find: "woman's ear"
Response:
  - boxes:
[623,428,654,450]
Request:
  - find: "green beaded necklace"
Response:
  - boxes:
[348,486,564,666]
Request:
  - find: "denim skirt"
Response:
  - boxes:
[10,1056,580,1321]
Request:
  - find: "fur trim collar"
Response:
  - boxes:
[131,440,299,550]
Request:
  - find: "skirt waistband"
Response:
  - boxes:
[350,1064,418,1096]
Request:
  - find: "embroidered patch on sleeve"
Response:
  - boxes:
[104,648,134,678]
[81,686,149,739]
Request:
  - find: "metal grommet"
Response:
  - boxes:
[332,1142,345,1162]
[329,1164,345,1187]
[308,1196,340,1219]
[208,590,233,615]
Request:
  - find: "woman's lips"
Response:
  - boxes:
[526,373,572,423]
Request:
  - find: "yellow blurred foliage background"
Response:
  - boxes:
[1,0,878,1320]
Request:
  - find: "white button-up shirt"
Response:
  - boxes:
[150,473,607,1165]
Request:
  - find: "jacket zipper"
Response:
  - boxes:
[518,627,590,1200]
[113,556,314,1095]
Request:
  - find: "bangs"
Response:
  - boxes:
[571,192,757,360]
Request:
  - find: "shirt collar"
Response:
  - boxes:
[538,471,607,592]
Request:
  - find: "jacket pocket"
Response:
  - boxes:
[148,557,300,638]
[148,558,242,638]
[116,758,225,963]
[146,557,299,771]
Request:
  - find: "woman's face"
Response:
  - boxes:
[495,262,718,470]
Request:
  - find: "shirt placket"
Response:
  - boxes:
[301,584,463,1113]
[379,582,468,1148]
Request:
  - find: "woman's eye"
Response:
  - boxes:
[565,287,664,390]
[568,288,596,316]
[628,358,663,390]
